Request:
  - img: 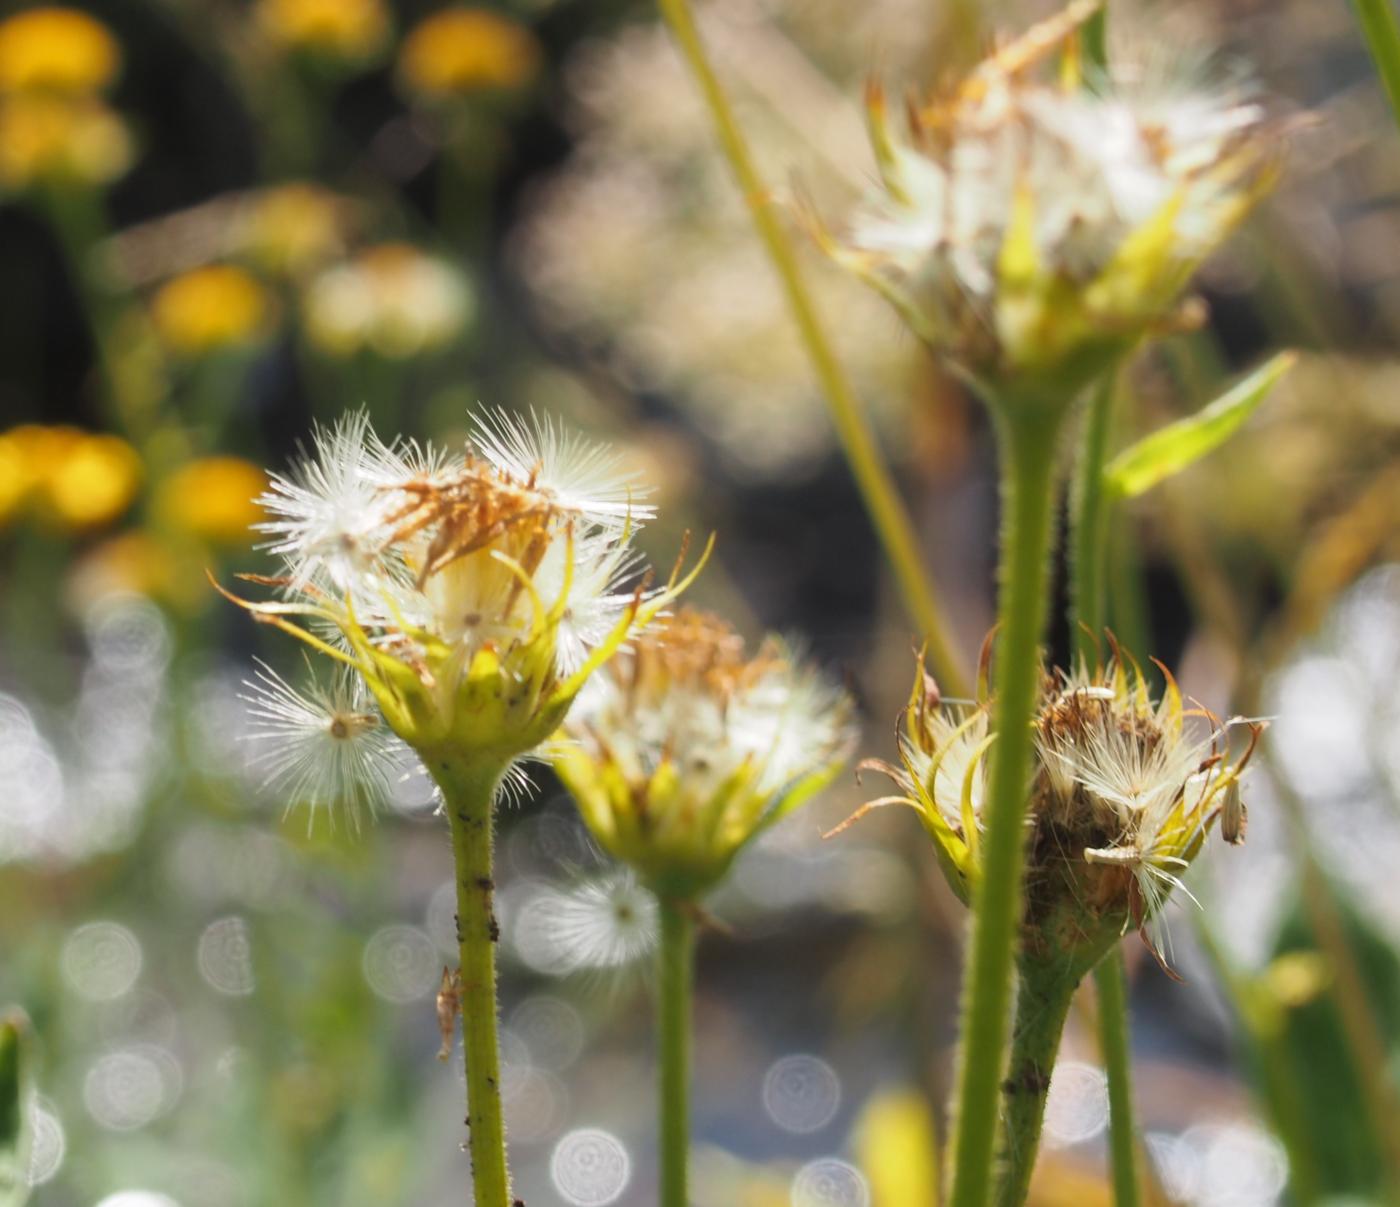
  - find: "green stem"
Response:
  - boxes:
[435,755,512,1207]
[657,898,694,1207]
[1353,0,1400,137]
[948,407,1064,1207]
[992,954,1078,1207]
[654,0,968,697]
[1069,375,1115,667]
[1093,955,1141,1207]
[1068,374,1142,1207]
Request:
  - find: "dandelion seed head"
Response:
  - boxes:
[556,608,854,898]
[861,646,1259,964]
[820,4,1274,388]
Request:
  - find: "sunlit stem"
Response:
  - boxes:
[433,753,512,1207]
[1069,372,1142,1207]
[948,402,1065,1207]
[653,0,969,697]
[657,897,695,1207]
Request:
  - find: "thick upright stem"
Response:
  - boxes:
[948,409,1064,1207]
[654,0,968,697]
[1069,374,1142,1207]
[657,898,695,1207]
[435,756,511,1207]
[993,955,1078,1207]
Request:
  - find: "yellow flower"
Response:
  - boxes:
[44,432,141,528]
[153,457,268,545]
[0,93,131,188]
[256,0,390,61]
[302,243,471,358]
[0,7,120,95]
[856,1090,940,1207]
[149,264,270,355]
[244,183,345,277]
[397,8,539,99]
[0,424,141,531]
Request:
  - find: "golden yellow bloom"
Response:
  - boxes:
[0,93,131,188]
[149,264,270,355]
[45,432,141,527]
[245,183,345,276]
[0,424,141,531]
[154,457,268,545]
[398,8,539,99]
[0,7,120,94]
[856,1091,940,1207]
[256,0,389,61]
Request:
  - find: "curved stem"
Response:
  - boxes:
[1068,373,1142,1207]
[948,408,1064,1207]
[993,954,1078,1207]
[657,898,695,1207]
[654,0,969,697]
[436,755,511,1207]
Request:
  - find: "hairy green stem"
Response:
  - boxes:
[948,407,1064,1207]
[1068,374,1142,1207]
[654,0,969,697]
[993,954,1079,1207]
[1353,0,1400,137]
[657,898,695,1207]
[436,756,511,1207]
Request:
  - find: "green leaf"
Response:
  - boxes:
[0,1011,32,1207]
[1106,351,1296,499]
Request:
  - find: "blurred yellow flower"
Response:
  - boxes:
[245,183,345,277]
[256,0,389,61]
[45,432,141,527]
[856,1091,939,1207]
[0,424,141,531]
[397,8,539,98]
[0,7,120,95]
[153,456,267,545]
[149,264,270,355]
[0,93,131,188]
[302,242,472,358]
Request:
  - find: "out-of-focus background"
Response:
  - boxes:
[2,0,1399,1204]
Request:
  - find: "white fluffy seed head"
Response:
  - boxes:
[240,659,409,826]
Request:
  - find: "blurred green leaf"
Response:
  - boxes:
[1106,351,1296,499]
[0,1010,32,1207]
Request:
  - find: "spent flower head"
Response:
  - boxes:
[220,408,703,780]
[812,1,1275,405]
[554,607,854,901]
[846,641,1260,967]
